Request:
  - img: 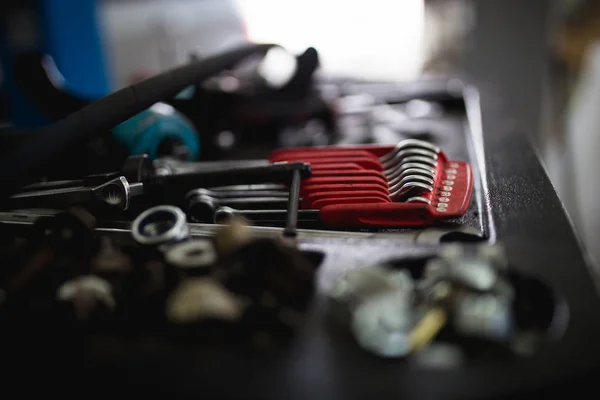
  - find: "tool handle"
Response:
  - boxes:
[270,156,383,171]
[301,183,389,197]
[270,149,378,163]
[320,203,435,227]
[311,196,387,209]
[145,162,311,197]
[310,169,386,179]
[302,190,390,208]
[310,163,364,172]
[303,175,388,189]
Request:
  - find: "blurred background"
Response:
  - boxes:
[0,0,598,263]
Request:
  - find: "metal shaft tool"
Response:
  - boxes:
[9,162,311,212]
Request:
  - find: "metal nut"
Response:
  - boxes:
[131,205,189,245]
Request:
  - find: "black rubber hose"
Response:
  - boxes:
[0,43,275,200]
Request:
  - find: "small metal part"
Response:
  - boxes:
[351,291,414,357]
[405,196,432,205]
[90,176,143,211]
[165,240,216,271]
[378,139,441,164]
[214,206,238,225]
[166,278,243,324]
[284,168,302,237]
[210,184,286,192]
[57,275,116,320]
[390,181,434,200]
[331,267,416,357]
[131,205,189,246]
[389,174,435,192]
[121,154,155,182]
[388,168,436,187]
[452,293,514,341]
[381,148,438,171]
[10,176,142,211]
[185,188,288,201]
[187,194,289,222]
[213,217,252,257]
[422,245,505,292]
[408,307,448,352]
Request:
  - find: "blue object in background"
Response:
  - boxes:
[0,0,109,127]
[39,0,109,98]
[113,103,200,161]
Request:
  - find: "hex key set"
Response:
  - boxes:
[1,50,599,400]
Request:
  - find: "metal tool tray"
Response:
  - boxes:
[3,80,600,400]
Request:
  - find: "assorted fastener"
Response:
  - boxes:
[329,245,551,358]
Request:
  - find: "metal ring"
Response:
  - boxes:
[165,240,216,270]
[131,205,189,245]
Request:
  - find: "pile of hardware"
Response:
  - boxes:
[329,245,558,359]
[0,207,318,347]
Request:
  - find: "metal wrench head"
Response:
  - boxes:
[389,175,435,194]
[385,162,436,180]
[379,139,440,164]
[387,168,436,187]
[92,176,142,211]
[185,188,288,201]
[381,148,438,171]
[386,156,438,172]
[390,181,434,201]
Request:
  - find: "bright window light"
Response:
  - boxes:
[236,0,425,81]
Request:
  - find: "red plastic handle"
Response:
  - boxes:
[303,175,388,189]
[270,149,378,163]
[271,144,394,159]
[311,196,388,209]
[302,190,391,208]
[430,160,473,217]
[320,202,435,227]
[310,169,387,179]
[301,183,389,197]
[272,156,384,171]
[310,163,365,171]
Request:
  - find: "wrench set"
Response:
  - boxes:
[6,138,473,231]
[185,138,473,228]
